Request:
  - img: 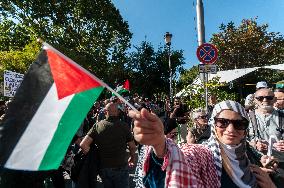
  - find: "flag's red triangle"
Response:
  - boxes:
[123,79,130,91]
[46,49,102,99]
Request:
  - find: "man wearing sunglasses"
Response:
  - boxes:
[248,88,284,159]
[187,108,210,144]
[245,81,268,111]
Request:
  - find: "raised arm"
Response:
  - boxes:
[128,108,166,158]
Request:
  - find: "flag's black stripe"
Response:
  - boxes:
[0,50,54,166]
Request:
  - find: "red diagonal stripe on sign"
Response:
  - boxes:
[200,46,214,61]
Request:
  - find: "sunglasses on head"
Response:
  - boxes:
[255,96,274,101]
[214,117,249,130]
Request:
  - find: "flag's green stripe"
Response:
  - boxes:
[119,89,129,94]
[112,89,129,96]
[39,87,104,170]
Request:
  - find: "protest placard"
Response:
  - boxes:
[4,70,24,97]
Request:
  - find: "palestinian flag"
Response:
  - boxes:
[115,79,130,95]
[0,44,104,171]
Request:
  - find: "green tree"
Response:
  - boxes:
[126,41,185,97]
[0,40,41,82]
[0,0,132,81]
[211,18,284,70]
[0,18,35,51]
[183,77,238,109]
[178,18,284,107]
[177,65,199,88]
[0,40,41,100]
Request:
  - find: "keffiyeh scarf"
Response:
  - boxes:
[134,139,220,188]
[205,100,258,188]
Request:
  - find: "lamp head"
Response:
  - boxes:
[164,32,172,46]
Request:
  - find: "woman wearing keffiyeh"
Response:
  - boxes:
[129,100,276,188]
[205,100,275,187]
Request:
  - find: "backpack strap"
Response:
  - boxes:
[248,110,260,140]
[278,111,284,139]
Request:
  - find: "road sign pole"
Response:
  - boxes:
[205,73,208,112]
[196,43,218,113]
[196,0,208,112]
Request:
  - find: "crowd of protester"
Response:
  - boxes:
[1,80,284,188]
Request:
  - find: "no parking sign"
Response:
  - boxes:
[196,43,218,64]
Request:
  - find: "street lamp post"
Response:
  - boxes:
[164,32,173,107]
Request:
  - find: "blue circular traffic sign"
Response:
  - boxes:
[196,43,218,64]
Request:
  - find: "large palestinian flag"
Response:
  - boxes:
[0,45,104,171]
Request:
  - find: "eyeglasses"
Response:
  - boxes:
[197,115,208,119]
[214,117,249,130]
[255,96,274,101]
[277,98,284,101]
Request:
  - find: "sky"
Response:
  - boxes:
[111,0,284,69]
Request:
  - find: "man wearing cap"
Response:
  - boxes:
[248,88,284,165]
[245,81,268,111]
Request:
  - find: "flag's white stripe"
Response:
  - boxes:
[5,84,74,170]
[115,85,123,92]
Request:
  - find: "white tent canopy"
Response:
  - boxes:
[264,64,284,71]
[207,67,259,83]
[176,63,284,97]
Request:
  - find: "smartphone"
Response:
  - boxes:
[264,159,278,169]
[267,135,278,156]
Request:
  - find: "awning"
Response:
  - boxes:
[207,67,259,83]
[176,63,284,97]
[264,64,284,71]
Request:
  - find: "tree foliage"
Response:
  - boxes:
[126,41,185,97]
[177,65,199,88]
[0,40,41,83]
[0,0,132,82]
[179,18,284,106]
[211,18,284,70]
[183,77,238,109]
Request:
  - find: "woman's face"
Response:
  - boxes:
[215,110,246,145]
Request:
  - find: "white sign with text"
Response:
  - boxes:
[4,70,24,97]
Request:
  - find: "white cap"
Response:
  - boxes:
[256,81,268,89]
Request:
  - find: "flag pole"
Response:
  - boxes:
[37,39,138,112]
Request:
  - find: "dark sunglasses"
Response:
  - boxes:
[255,96,274,101]
[214,118,249,130]
[197,115,208,119]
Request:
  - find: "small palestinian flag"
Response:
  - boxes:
[115,79,130,95]
[0,44,104,171]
